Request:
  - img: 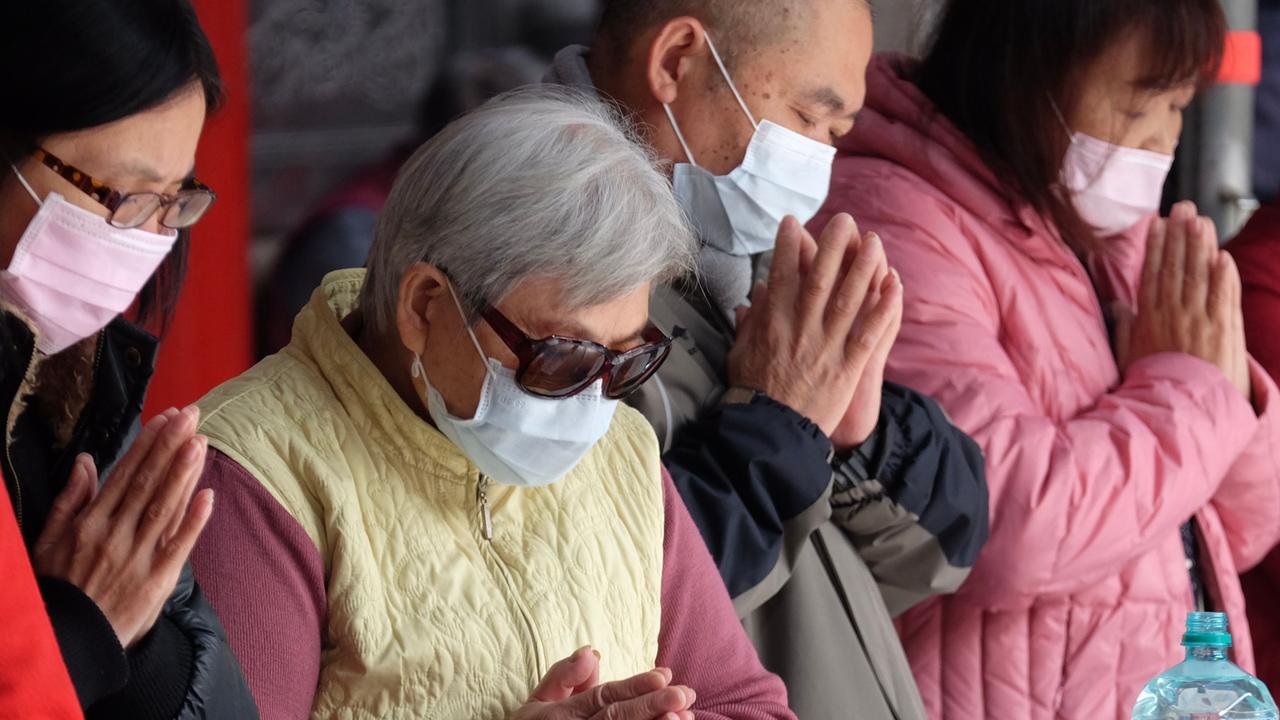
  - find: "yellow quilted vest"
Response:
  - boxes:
[197,270,664,719]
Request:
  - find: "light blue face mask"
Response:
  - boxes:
[664,32,836,256]
[412,286,618,488]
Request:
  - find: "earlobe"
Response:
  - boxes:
[647,17,706,107]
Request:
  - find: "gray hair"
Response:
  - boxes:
[360,85,696,335]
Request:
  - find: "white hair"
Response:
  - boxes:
[360,85,697,334]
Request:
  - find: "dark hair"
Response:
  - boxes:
[0,0,224,334]
[917,0,1224,252]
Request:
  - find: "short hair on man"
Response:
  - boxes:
[595,0,868,70]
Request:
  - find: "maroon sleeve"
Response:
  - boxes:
[655,467,795,720]
[1230,202,1280,696]
[190,450,325,720]
[1230,202,1280,378]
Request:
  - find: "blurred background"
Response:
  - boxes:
[153,0,1277,415]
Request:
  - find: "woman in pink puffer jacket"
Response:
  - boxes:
[814,0,1280,717]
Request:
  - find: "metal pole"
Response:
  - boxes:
[1193,0,1260,241]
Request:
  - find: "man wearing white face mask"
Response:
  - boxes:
[188,87,799,720]
[547,1,991,718]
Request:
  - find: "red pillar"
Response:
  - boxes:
[144,0,253,417]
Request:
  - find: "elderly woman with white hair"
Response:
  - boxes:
[187,88,795,720]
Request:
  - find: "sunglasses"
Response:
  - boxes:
[33,147,216,230]
[481,305,673,400]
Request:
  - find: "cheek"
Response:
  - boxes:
[1125,111,1182,155]
[420,317,490,421]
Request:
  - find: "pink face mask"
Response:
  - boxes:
[1051,99,1174,237]
[4,165,177,355]
[1061,132,1174,237]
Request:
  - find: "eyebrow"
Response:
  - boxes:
[108,159,197,186]
[802,86,859,120]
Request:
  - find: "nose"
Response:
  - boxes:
[137,211,166,235]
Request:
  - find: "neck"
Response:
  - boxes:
[1187,646,1229,662]
[350,310,431,423]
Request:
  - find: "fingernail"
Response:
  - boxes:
[572,645,590,662]
[146,413,172,430]
[591,649,601,661]
[657,667,673,683]
[685,687,697,705]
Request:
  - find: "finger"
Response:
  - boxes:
[766,217,804,321]
[33,454,96,559]
[156,488,214,574]
[573,651,602,697]
[1183,220,1211,310]
[1208,251,1234,327]
[1170,200,1198,223]
[873,270,905,359]
[1159,210,1188,306]
[800,214,855,327]
[110,406,200,529]
[586,686,693,720]
[529,646,600,703]
[563,670,671,715]
[797,222,820,278]
[166,436,209,542]
[828,232,885,332]
[846,270,902,366]
[1140,219,1166,314]
[138,435,208,547]
[89,409,178,517]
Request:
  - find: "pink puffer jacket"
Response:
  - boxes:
[815,54,1280,720]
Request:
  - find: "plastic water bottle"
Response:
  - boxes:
[1132,612,1278,719]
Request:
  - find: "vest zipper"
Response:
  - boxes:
[476,475,494,541]
[474,474,548,679]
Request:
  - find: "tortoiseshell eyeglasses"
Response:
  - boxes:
[32,147,217,230]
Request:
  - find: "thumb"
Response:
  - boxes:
[529,646,600,703]
[35,454,98,558]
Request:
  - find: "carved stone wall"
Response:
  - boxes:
[248,0,446,249]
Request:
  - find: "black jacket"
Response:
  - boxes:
[626,282,989,720]
[0,312,257,720]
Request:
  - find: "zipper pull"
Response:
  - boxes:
[476,475,493,541]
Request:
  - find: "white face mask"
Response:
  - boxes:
[1053,104,1174,236]
[4,165,177,354]
[664,33,836,256]
[413,287,619,488]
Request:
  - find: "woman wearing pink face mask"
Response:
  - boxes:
[813,0,1280,718]
[0,2,255,718]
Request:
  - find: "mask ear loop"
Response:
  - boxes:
[662,104,700,167]
[9,164,43,206]
[1048,96,1075,144]
[703,33,758,130]
[445,282,494,375]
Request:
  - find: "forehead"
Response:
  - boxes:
[47,86,207,186]
[1078,28,1196,99]
[499,276,651,347]
[738,1,872,107]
